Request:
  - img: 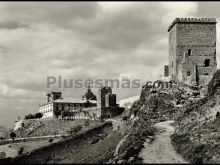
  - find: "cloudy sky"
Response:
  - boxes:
[0,2,220,127]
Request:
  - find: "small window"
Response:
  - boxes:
[204,73,209,75]
[204,59,210,67]
[188,49,191,56]
[171,61,173,67]
[187,71,191,76]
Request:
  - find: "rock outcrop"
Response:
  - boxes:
[172,69,220,163]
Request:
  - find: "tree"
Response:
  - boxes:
[54,108,62,118]
[35,112,43,119]
[24,113,34,120]
[10,132,16,141]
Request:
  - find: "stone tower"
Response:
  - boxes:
[166,18,217,85]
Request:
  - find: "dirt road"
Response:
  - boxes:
[139,120,188,164]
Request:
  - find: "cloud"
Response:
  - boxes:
[0,21,28,29]
[0,2,200,127]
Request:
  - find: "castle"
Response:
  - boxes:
[164,18,217,86]
[39,87,124,119]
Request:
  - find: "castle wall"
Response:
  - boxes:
[168,18,217,85]
[97,87,112,107]
[168,24,177,80]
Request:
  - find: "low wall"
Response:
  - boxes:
[0,122,113,164]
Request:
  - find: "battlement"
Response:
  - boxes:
[168,18,217,32]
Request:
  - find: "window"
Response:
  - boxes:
[204,59,210,67]
[188,49,192,56]
[187,71,191,76]
[171,61,173,67]
[204,73,209,75]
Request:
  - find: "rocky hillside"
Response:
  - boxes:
[171,69,220,164]
[113,80,202,163]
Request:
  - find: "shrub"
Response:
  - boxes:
[10,132,16,140]
[54,108,62,117]
[35,112,43,119]
[18,147,24,155]
[25,114,35,120]
[84,120,90,126]
[25,112,43,119]
[69,125,83,134]
[216,112,220,119]
[0,151,6,159]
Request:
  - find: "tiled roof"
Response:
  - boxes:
[53,98,87,103]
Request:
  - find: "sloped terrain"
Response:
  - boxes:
[171,69,220,163]
[113,82,200,163]
[16,119,101,137]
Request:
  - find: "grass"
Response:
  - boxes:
[59,131,123,163]
[16,119,101,137]
[0,137,62,158]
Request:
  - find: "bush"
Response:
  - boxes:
[54,108,62,117]
[0,151,6,159]
[18,147,24,155]
[84,120,90,126]
[35,112,43,119]
[25,112,43,119]
[69,125,83,134]
[25,114,35,120]
[216,112,220,119]
[10,132,16,140]
[48,138,54,143]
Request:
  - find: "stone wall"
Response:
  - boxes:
[168,18,217,85]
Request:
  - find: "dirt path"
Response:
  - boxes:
[139,120,188,164]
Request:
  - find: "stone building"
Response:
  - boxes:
[97,87,112,107]
[165,18,217,86]
[39,91,97,119]
[39,87,124,119]
[97,87,124,118]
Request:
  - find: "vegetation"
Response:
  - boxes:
[18,147,24,155]
[24,112,43,119]
[54,108,61,117]
[84,120,90,126]
[10,132,16,141]
[69,125,83,134]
